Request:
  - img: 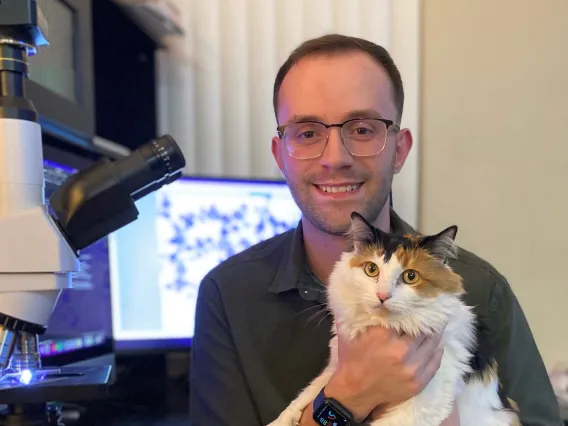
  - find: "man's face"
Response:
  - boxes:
[272,51,413,235]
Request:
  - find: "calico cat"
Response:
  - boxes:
[268,212,520,426]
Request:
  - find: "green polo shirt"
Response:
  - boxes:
[189,209,562,426]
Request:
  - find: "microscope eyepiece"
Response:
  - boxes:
[49,135,187,251]
[141,133,186,178]
[112,134,185,202]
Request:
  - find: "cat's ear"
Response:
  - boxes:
[418,225,458,262]
[346,212,375,252]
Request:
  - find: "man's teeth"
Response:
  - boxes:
[318,184,361,193]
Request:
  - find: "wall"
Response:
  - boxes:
[155,0,421,228]
[420,0,568,368]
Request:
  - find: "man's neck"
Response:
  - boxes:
[302,204,391,286]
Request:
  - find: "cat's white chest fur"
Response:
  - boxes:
[333,296,476,426]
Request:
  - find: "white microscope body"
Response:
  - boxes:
[0,2,185,425]
[0,107,79,372]
[0,0,186,385]
[0,0,76,373]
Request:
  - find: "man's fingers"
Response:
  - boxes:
[418,327,445,353]
[420,346,444,383]
[400,331,427,353]
[404,331,443,367]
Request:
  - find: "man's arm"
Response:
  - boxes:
[189,275,261,426]
[488,273,562,426]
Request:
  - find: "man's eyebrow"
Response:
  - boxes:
[344,109,384,120]
[284,114,323,125]
[282,109,384,126]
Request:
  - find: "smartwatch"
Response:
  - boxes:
[312,387,364,426]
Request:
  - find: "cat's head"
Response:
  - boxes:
[327,212,464,333]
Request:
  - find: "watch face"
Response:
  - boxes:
[314,404,349,426]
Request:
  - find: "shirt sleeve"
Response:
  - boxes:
[189,275,262,426]
[487,272,563,426]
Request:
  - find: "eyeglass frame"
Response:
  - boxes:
[276,117,401,160]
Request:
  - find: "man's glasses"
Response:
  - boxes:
[277,118,400,160]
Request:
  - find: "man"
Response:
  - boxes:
[189,34,561,426]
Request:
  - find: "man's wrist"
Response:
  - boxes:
[298,400,318,426]
[323,375,374,422]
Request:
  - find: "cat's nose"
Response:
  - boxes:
[377,292,391,303]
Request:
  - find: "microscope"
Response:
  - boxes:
[0,0,186,424]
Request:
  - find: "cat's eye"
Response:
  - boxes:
[402,269,419,284]
[363,262,379,277]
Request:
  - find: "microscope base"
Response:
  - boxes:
[0,365,111,426]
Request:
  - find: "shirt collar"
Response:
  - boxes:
[268,209,415,297]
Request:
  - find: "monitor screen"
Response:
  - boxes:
[109,176,302,351]
[39,149,114,366]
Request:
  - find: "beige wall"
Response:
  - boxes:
[420,0,568,369]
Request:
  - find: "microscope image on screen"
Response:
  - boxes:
[156,182,301,297]
[155,179,302,333]
[109,178,302,348]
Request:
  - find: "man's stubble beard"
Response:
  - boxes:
[287,165,395,237]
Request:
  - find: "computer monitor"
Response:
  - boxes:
[109,176,303,352]
[39,145,114,367]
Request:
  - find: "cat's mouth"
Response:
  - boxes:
[371,300,395,315]
[374,302,390,311]
[314,183,363,196]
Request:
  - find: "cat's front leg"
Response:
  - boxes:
[267,365,335,426]
[265,409,303,426]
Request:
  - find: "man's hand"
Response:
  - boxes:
[324,325,445,421]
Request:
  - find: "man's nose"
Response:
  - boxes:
[319,129,353,169]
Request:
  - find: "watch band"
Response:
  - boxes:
[313,386,327,413]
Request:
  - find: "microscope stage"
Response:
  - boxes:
[0,365,112,404]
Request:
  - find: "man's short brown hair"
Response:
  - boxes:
[273,34,404,123]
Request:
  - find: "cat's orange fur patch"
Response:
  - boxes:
[349,245,383,269]
[479,359,499,386]
[507,398,521,426]
[403,233,421,243]
[395,244,463,297]
[508,397,520,413]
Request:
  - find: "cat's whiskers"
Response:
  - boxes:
[306,308,332,330]
[300,305,333,331]
[296,303,326,317]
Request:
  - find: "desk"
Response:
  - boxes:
[64,373,190,426]
[63,401,189,426]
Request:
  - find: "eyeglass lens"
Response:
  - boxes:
[283,119,387,159]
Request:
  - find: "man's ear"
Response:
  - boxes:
[393,128,413,174]
[272,136,285,178]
